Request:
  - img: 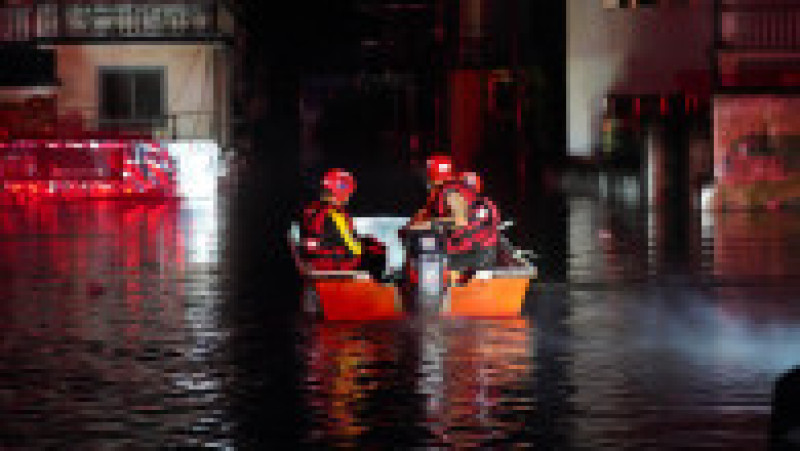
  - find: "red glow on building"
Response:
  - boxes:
[449,70,482,170]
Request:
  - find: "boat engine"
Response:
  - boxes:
[402,225,448,313]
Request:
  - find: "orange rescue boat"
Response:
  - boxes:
[288,220,401,320]
[444,236,536,317]
[288,217,536,320]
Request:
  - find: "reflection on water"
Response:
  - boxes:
[565,286,800,450]
[712,211,800,281]
[0,199,231,448]
[566,198,800,284]
[1,196,798,448]
[301,318,533,448]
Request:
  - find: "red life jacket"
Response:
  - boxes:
[430,180,499,253]
[299,200,360,271]
[458,195,499,250]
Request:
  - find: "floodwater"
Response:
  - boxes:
[1,179,799,449]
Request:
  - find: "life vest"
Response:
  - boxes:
[455,195,499,251]
[299,200,361,271]
[430,180,499,253]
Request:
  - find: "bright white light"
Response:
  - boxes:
[353,217,408,271]
[166,141,220,200]
[701,185,716,211]
[167,141,222,265]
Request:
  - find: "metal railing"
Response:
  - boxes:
[82,110,233,144]
[0,1,234,42]
[717,2,800,51]
[4,108,235,145]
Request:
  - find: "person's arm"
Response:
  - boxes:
[407,217,432,230]
[405,201,434,230]
[409,206,429,224]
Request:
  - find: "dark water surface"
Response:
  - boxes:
[1,189,799,449]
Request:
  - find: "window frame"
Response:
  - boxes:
[98,66,167,130]
[603,0,659,10]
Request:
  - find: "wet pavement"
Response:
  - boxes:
[1,177,799,449]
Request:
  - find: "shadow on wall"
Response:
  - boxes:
[612,6,712,90]
[607,1,713,102]
[298,82,429,216]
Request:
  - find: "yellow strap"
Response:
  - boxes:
[328,210,362,255]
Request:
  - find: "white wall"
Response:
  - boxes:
[55,44,222,139]
[567,0,713,156]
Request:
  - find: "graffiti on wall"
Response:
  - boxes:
[713,96,800,208]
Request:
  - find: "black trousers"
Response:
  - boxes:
[358,235,388,281]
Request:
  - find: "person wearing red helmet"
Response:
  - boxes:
[455,170,500,277]
[404,155,498,286]
[300,168,387,280]
[407,153,462,228]
[460,171,482,194]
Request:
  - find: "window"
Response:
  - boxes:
[99,67,165,130]
[603,0,658,9]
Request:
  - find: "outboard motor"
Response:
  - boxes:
[402,225,448,313]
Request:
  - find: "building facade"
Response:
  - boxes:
[0,1,234,148]
[712,0,800,208]
[567,0,714,158]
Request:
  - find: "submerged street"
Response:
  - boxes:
[2,1,799,448]
[2,170,798,449]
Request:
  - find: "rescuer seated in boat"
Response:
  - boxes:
[299,168,388,281]
[403,154,499,285]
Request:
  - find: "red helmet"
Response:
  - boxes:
[461,171,482,193]
[321,168,355,202]
[426,153,454,183]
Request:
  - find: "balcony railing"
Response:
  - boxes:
[717,2,800,51]
[0,1,234,43]
[1,108,236,146]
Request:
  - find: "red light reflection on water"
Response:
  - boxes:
[0,199,187,347]
[714,212,799,280]
[302,318,532,448]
